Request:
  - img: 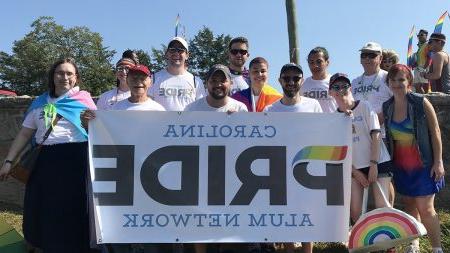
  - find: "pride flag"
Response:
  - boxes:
[407,26,415,68]
[434,11,448,33]
[175,14,180,36]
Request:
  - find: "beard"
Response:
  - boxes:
[209,87,228,100]
[282,85,300,98]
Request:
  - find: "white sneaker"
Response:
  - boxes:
[404,245,420,253]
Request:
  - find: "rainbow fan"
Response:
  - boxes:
[348,207,426,252]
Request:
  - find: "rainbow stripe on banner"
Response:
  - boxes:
[434,11,448,33]
[407,25,415,67]
[291,146,348,166]
[348,208,427,252]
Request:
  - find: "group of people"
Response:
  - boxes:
[0,33,447,253]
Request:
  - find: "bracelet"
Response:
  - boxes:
[369,160,378,165]
[3,159,13,165]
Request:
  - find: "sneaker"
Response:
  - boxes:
[404,245,420,253]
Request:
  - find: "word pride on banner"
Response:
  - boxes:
[88,111,352,243]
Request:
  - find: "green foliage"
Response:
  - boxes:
[133,49,151,67]
[0,16,116,96]
[149,45,167,74]
[149,27,231,80]
[188,27,232,79]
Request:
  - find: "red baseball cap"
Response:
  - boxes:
[128,65,151,76]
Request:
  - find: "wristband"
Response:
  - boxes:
[369,160,378,165]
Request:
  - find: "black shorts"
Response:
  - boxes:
[359,161,393,178]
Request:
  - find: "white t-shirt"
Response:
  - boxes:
[300,75,337,113]
[112,98,166,111]
[96,87,130,110]
[148,69,206,111]
[22,93,86,145]
[263,97,323,113]
[184,97,248,112]
[229,73,249,95]
[345,100,390,169]
[351,70,392,114]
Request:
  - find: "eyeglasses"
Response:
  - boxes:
[360,53,379,59]
[330,84,350,91]
[418,33,427,37]
[55,71,76,78]
[281,76,302,83]
[168,47,186,54]
[116,66,130,72]
[230,49,248,55]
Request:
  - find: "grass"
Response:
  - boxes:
[1,201,448,252]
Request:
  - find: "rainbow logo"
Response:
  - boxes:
[348,207,427,252]
[291,145,348,166]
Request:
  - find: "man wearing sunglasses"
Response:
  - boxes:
[351,42,392,118]
[227,37,250,95]
[421,33,450,94]
[148,36,206,111]
[264,63,320,253]
[300,47,337,113]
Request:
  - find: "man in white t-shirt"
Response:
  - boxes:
[227,37,250,95]
[300,47,337,113]
[185,64,247,112]
[264,63,320,253]
[265,63,322,113]
[148,37,206,111]
[113,64,165,111]
[351,42,392,117]
[186,64,246,253]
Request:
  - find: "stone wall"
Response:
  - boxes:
[0,94,449,208]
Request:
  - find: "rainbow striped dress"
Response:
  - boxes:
[389,117,444,196]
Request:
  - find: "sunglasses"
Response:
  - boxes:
[360,53,379,59]
[168,47,186,54]
[230,49,248,55]
[281,76,302,83]
[330,84,350,91]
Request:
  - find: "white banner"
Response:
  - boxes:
[88,111,352,243]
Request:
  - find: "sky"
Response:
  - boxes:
[1,0,449,90]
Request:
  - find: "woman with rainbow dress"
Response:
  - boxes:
[382,64,445,253]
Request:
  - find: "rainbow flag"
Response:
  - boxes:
[231,84,282,112]
[407,25,415,68]
[175,14,180,36]
[434,11,448,33]
[27,87,96,138]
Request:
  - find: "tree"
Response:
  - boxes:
[0,16,116,96]
[149,27,232,80]
[188,27,232,79]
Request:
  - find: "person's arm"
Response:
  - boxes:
[0,127,35,180]
[368,130,381,183]
[423,98,445,181]
[423,52,444,80]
